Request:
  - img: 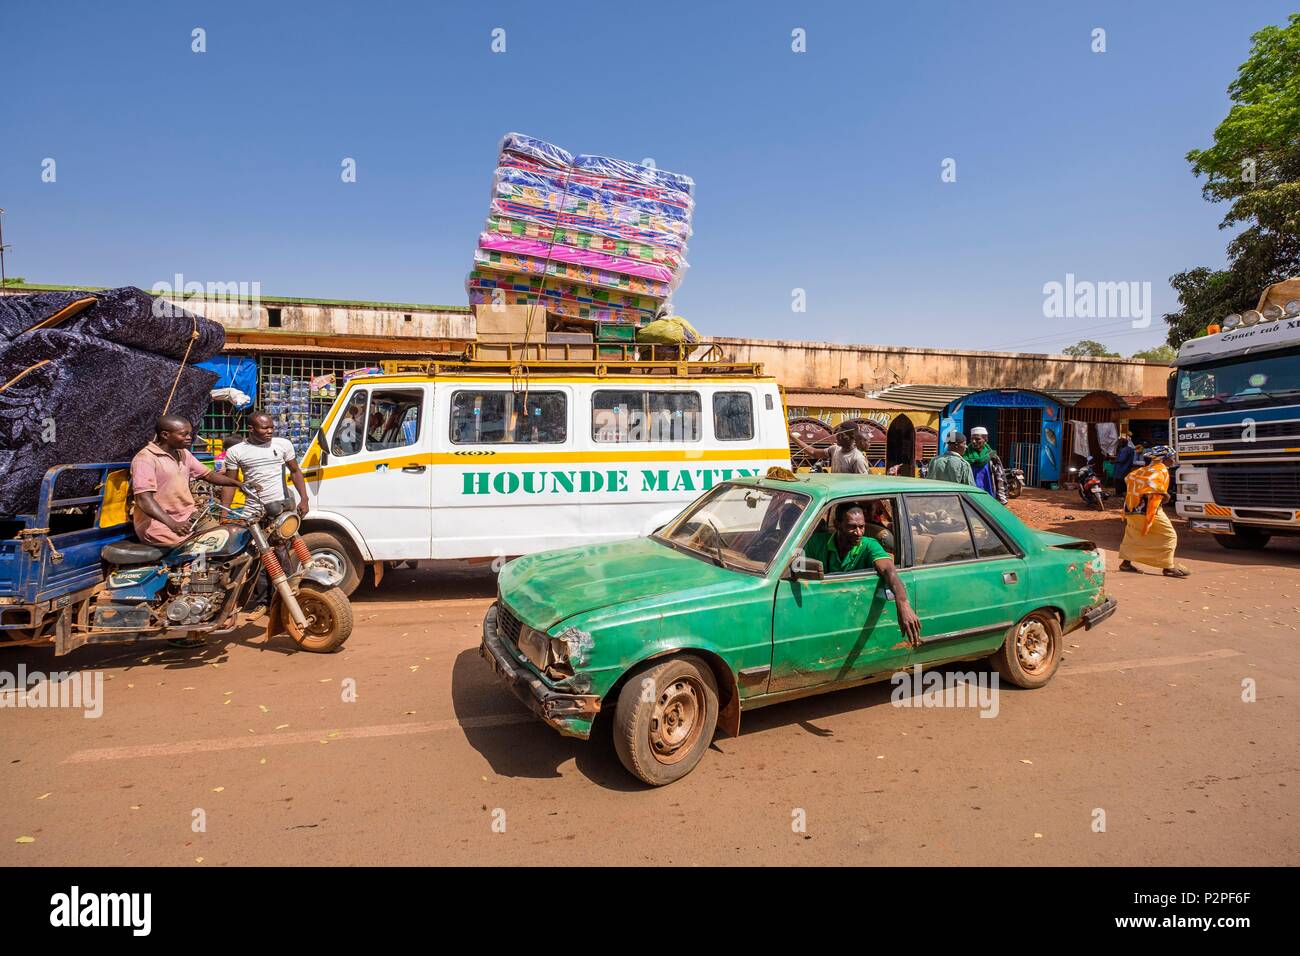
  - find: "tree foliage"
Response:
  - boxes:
[1130,344,1176,363]
[1062,339,1119,357]
[1164,14,1300,346]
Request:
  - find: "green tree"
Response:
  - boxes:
[1130,344,1177,362]
[1062,339,1120,357]
[1165,14,1300,346]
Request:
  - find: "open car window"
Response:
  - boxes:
[653,484,810,574]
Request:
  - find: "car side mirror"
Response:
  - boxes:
[315,429,329,466]
[787,557,824,581]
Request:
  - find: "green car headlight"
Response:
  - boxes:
[516,627,551,670]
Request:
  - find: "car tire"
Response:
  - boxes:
[990,610,1062,689]
[299,531,362,596]
[1214,528,1271,551]
[613,655,719,787]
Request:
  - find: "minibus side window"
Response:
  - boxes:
[593,390,701,442]
[713,391,754,441]
[330,390,369,457]
[365,389,423,451]
[449,390,566,444]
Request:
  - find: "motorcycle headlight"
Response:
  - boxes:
[272,511,301,539]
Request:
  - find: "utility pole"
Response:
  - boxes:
[0,208,8,288]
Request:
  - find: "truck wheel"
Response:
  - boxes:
[613,655,719,787]
[300,531,361,596]
[288,584,353,653]
[990,610,1062,689]
[1214,528,1271,551]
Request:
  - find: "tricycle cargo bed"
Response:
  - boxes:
[0,463,131,646]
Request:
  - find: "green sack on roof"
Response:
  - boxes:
[636,315,700,345]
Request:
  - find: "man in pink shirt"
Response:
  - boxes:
[130,415,249,546]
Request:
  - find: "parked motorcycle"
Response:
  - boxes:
[91,491,352,652]
[1070,465,1107,511]
[1004,466,1025,499]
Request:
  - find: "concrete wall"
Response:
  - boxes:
[170,297,475,342]
[709,336,1170,396]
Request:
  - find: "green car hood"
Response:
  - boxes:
[499,537,742,631]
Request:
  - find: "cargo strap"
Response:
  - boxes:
[0,359,52,395]
[163,313,200,414]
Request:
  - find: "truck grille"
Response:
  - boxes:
[1208,465,1300,510]
[496,603,523,645]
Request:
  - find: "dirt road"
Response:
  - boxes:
[3,491,1297,865]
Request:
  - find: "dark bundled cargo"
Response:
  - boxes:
[0,286,224,362]
[0,287,224,516]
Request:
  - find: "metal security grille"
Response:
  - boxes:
[255,354,384,456]
[1208,464,1300,510]
[998,408,1041,485]
[997,407,1041,444]
[1006,441,1039,486]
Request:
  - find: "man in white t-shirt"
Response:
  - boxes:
[220,411,310,517]
[790,425,869,473]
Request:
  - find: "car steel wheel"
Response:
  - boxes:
[1016,618,1053,676]
[649,677,704,765]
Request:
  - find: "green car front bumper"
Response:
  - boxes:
[479,604,601,739]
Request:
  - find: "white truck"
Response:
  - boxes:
[1172,282,1300,550]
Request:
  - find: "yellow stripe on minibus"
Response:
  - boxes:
[302,447,791,482]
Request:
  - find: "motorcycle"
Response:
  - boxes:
[1004,466,1025,499]
[1070,464,1108,511]
[91,491,353,652]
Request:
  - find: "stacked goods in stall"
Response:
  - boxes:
[0,287,223,516]
[467,132,694,347]
[262,373,313,457]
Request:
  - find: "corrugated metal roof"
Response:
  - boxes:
[784,391,926,410]
[1043,388,1131,407]
[224,343,462,358]
[872,385,978,409]
[878,384,1137,410]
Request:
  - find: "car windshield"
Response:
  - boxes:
[1176,347,1300,411]
[653,483,811,573]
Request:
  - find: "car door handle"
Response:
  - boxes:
[401,464,427,473]
[1002,571,1018,584]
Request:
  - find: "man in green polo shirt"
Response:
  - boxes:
[805,506,889,572]
[800,505,922,643]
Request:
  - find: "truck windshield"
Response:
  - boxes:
[653,484,811,574]
[1176,347,1300,411]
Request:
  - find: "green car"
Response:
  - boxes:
[480,471,1116,786]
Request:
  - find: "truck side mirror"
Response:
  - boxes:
[787,557,824,581]
[315,429,329,466]
[1166,371,1176,407]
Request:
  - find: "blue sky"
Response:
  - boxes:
[2,0,1293,355]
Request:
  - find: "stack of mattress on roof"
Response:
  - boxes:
[0,287,223,516]
[466,132,694,333]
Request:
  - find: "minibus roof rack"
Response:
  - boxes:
[379,342,766,378]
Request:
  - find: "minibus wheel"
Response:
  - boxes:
[300,531,361,596]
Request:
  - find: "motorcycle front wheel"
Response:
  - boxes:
[288,584,354,653]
